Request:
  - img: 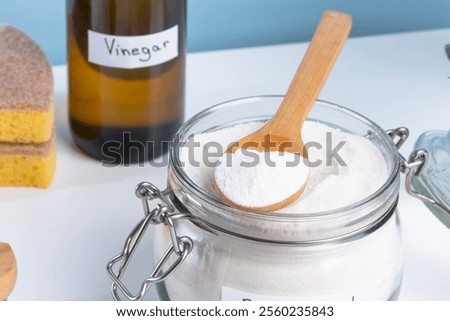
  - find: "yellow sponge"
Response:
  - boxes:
[0,107,54,143]
[0,134,56,188]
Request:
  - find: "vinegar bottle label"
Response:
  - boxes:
[88,25,179,69]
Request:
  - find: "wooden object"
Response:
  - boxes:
[0,243,17,300]
[222,11,352,212]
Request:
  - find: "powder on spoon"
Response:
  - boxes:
[214,150,309,209]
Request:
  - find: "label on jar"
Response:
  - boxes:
[88,25,178,69]
[221,284,382,301]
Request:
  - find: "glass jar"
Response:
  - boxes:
[107,96,450,301]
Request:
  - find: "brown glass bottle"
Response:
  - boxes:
[67,0,186,164]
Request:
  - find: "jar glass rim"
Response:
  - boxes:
[170,95,400,220]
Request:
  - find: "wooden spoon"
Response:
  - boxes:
[0,242,17,300]
[216,11,352,212]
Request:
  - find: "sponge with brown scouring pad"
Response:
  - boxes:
[0,25,55,188]
[0,25,54,143]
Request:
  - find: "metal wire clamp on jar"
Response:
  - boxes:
[106,96,450,301]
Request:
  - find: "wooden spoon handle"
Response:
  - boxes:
[263,11,352,141]
[0,243,17,300]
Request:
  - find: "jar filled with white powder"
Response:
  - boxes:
[108,96,449,301]
[157,96,403,300]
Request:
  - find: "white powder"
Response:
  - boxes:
[180,120,388,213]
[156,217,403,300]
[214,150,309,208]
[159,120,403,300]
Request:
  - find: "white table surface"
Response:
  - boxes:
[1,29,450,301]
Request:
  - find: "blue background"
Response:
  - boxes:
[1,0,450,65]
